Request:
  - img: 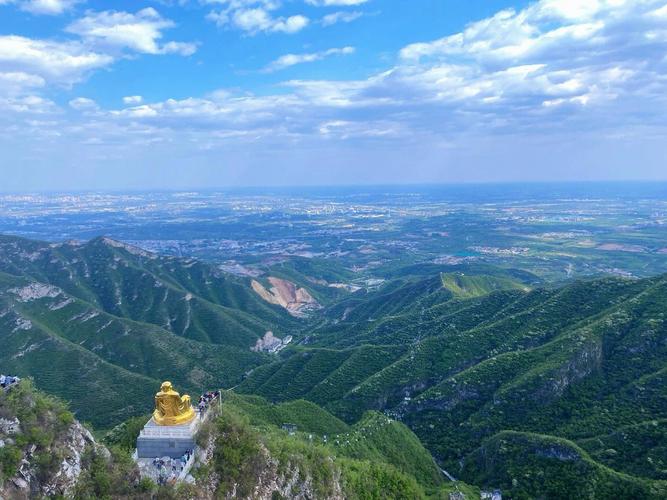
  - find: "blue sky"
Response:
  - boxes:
[1,0,666,190]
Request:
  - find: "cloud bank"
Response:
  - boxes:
[1,0,667,187]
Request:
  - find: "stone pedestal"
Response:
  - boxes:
[136,416,200,458]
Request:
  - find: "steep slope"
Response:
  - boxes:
[251,276,320,317]
[0,235,304,428]
[462,431,666,499]
[0,271,270,427]
[239,273,667,497]
[404,275,667,465]
[3,380,480,499]
[440,271,531,298]
[173,392,479,499]
[577,420,667,480]
[263,256,356,305]
[0,235,299,346]
[242,275,649,417]
[0,380,115,498]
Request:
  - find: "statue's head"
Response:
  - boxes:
[160,381,173,392]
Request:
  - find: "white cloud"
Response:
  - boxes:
[161,41,198,56]
[306,0,368,6]
[0,0,81,15]
[4,0,667,176]
[123,95,143,105]
[95,0,667,142]
[399,0,663,64]
[391,0,667,118]
[69,97,98,110]
[234,9,308,33]
[0,10,193,113]
[266,46,354,71]
[206,0,309,34]
[321,10,362,26]
[0,35,113,86]
[0,71,45,95]
[318,119,401,139]
[0,95,57,114]
[203,0,280,7]
[66,8,197,55]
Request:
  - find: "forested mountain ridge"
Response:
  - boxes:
[240,274,650,412]
[239,272,667,497]
[1,380,480,499]
[0,234,299,342]
[2,233,667,497]
[0,235,301,426]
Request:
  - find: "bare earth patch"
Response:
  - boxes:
[251,277,320,317]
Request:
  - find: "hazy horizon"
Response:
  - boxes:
[2,179,667,195]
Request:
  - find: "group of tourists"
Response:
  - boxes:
[197,390,220,414]
[152,449,194,485]
[0,374,20,390]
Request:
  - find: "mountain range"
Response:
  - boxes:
[0,235,297,426]
[1,233,666,498]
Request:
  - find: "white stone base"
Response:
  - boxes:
[136,416,201,458]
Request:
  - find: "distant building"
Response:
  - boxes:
[281,423,297,435]
[481,490,502,500]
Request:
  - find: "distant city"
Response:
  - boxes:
[2,183,666,283]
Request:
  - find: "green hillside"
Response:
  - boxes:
[1,380,480,499]
[0,270,276,427]
[0,235,298,345]
[0,380,76,488]
[3,233,667,497]
[195,392,480,499]
[239,273,667,497]
[577,420,667,480]
[0,235,304,427]
[462,431,666,499]
[215,393,447,490]
[222,392,351,436]
[242,275,648,417]
[100,390,477,498]
[264,256,357,304]
[440,272,530,298]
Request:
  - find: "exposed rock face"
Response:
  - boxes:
[251,277,320,317]
[536,339,603,401]
[5,282,67,335]
[100,237,156,259]
[0,417,20,434]
[536,444,581,461]
[43,422,98,497]
[196,442,344,500]
[0,421,97,499]
[251,331,293,353]
[9,282,62,302]
[0,381,105,500]
[251,446,344,500]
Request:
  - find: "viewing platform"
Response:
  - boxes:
[136,416,200,459]
[134,384,220,485]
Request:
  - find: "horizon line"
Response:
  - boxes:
[2,179,667,196]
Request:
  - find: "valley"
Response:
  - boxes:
[1,184,667,498]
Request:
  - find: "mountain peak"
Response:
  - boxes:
[91,236,157,259]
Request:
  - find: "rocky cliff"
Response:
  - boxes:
[0,380,106,499]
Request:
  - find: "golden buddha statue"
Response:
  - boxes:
[153,381,196,426]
